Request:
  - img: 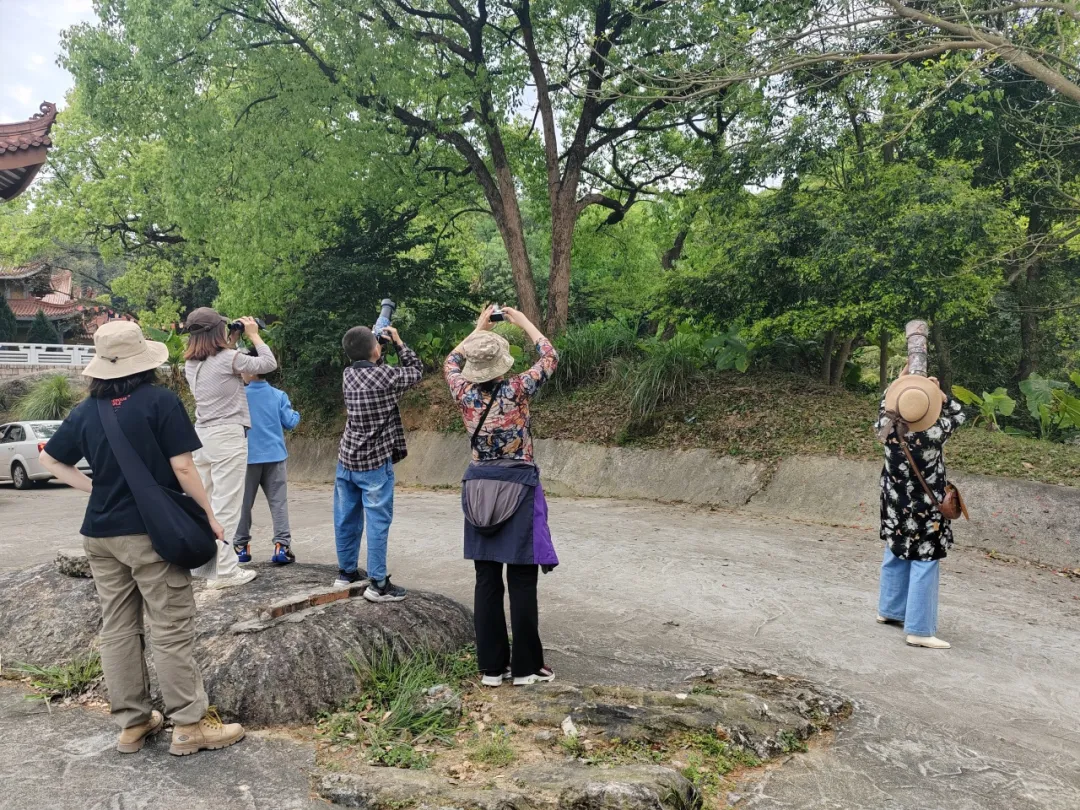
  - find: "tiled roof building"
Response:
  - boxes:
[0,262,126,342]
[0,102,57,201]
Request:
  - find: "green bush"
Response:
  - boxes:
[15,375,83,421]
[26,310,60,344]
[0,298,17,342]
[551,319,638,394]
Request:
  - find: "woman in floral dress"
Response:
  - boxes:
[444,305,559,686]
[875,370,966,649]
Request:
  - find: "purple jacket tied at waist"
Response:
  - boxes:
[461,460,558,569]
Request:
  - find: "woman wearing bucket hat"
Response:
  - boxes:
[874,365,967,649]
[183,307,277,587]
[39,321,246,755]
[444,305,560,687]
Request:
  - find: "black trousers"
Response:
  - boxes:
[473,560,544,678]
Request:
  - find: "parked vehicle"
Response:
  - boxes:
[0,421,91,489]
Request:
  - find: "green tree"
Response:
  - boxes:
[27,311,61,345]
[61,0,748,333]
[0,298,17,342]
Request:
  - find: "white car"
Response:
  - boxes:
[0,421,91,490]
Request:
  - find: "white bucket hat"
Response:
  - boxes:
[460,332,515,384]
[83,321,168,380]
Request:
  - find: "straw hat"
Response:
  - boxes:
[884,374,944,433]
[460,332,515,384]
[83,321,168,381]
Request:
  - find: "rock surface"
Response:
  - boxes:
[54,548,91,578]
[315,667,851,809]
[319,763,698,810]
[0,561,474,725]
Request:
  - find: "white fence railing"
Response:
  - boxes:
[0,343,97,367]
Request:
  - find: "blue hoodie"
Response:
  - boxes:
[245,380,301,464]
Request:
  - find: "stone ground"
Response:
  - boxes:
[2,482,1079,810]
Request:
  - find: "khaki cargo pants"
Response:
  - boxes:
[83,534,208,728]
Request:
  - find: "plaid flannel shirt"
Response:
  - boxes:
[338,344,423,472]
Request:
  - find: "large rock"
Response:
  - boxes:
[319,763,697,810]
[0,561,474,726]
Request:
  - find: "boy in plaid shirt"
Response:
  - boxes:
[333,324,422,601]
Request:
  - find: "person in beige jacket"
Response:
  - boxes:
[183,307,277,588]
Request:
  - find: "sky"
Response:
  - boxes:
[0,0,98,123]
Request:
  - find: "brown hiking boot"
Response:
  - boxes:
[117,710,164,753]
[169,711,246,756]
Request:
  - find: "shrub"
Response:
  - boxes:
[0,298,17,342]
[15,374,83,420]
[551,319,639,394]
[26,310,61,344]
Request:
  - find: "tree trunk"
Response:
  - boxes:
[661,229,689,270]
[820,330,836,385]
[546,198,576,334]
[931,320,954,396]
[878,328,890,393]
[1015,207,1044,383]
[830,336,855,388]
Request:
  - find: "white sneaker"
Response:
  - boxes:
[481,674,504,688]
[513,667,555,686]
[906,634,951,649]
[208,568,258,590]
[877,615,902,625]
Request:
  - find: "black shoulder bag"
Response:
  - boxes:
[96,398,218,568]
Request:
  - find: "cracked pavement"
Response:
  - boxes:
[2,483,1078,809]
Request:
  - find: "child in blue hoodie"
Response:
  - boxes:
[233,368,301,565]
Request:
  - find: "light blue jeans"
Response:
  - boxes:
[334,460,395,582]
[878,547,940,636]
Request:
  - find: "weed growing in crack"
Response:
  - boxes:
[11,653,103,704]
[316,645,477,769]
[469,727,516,767]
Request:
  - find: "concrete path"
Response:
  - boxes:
[2,483,1078,810]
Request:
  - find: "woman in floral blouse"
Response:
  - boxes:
[875,368,966,649]
[444,305,559,687]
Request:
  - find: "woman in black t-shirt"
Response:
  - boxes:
[41,321,246,757]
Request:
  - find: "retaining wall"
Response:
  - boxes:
[286,432,1080,570]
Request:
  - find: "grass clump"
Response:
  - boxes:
[317,646,476,769]
[10,652,103,703]
[675,731,761,802]
[469,727,516,767]
[15,374,83,421]
[551,320,638,394]
[777,730,807,754]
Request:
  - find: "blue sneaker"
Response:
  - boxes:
[235,544,252,564]
[271,544,295,565]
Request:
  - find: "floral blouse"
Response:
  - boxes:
[875,396,966,561]
[444,338,559,463]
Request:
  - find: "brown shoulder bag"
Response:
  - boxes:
[895,425,969,521]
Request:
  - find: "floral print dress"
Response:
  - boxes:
[876,396,966,561]
[444,338,559,462]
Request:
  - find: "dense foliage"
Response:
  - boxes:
[3,1,1080,451]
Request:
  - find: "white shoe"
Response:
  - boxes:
[513,667,555,686]
[877,615,902,625]
[481,674,503,688]
[906,634,951,649]
[208,568,258,590]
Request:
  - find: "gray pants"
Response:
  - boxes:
[233,460,292,548]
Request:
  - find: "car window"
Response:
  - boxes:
[29,423,59,439]
[6,426,25,443]
[0,426,9,443]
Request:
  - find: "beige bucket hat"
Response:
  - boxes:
[83,321,169,380]
[884,374,944,433]
[460,331,515,384]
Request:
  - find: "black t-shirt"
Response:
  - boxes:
[45,384,202,538]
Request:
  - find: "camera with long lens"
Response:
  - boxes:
[228,317,266,333]
[374,298,397,345]
[490,305,506,323]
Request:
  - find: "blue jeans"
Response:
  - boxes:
[878,547,940,636]
[334,460,395,582]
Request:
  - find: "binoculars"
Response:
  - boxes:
[228,317,266,332]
